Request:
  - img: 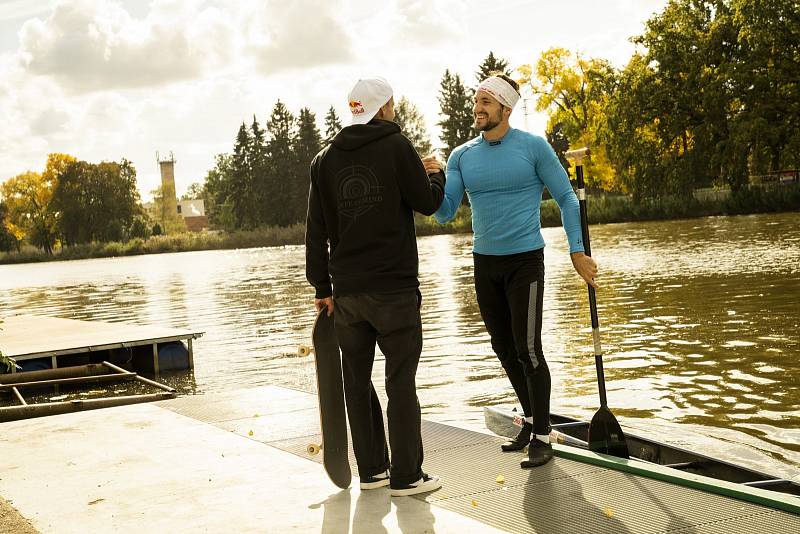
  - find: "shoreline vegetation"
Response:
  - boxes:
[1,186,796,266]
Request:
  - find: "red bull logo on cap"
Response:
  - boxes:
[349,100,365,115]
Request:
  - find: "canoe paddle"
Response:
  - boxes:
[565,147,629,459]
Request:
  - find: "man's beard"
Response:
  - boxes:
[474,110,502,132]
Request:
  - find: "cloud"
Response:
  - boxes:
[247,0,354,74]
[16,0,226,92]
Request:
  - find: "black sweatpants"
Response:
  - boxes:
[333,289,424,487]
[474,249,551,435]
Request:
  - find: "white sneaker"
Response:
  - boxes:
[390,473,442,497]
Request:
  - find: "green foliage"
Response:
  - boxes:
[603,0,800,198]
[201,102,323,233]
[394,96,433,156]
[0,202,17,252]
[51,159,144,245]
[0,170,59,254]
[323,106,342,145]
[518,48,617,190]
[181,182,204,201]
[437,69,476,160]
[293,107,323,223]
[149,184,186,235]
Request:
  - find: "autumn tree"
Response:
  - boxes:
[517,48,617,190]
[0,170,58,254]
[0,201,19,252]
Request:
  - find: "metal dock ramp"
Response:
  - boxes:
[159,387,800,533]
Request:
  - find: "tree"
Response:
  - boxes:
[0,201,20,252]
[265,100,295,226]
[229,122,253,228]
[181,182,204,200]
[203,153,234,230]
[249,116,270,227]
[0,170,58,254]
[476,51,511,82]
[149,185,187,235]
[518,48,618,190]
[323,106,342,145]
[394,96,433,156]
[293,108,323,222]
[729,0,800,174]
[52,159,147,245]
[437,69,476,161]
[546,122,571,174]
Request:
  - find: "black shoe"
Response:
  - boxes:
[360,469,390,490]
[520,439,554,468]
[501,422,532,452]
[390,473,442,496]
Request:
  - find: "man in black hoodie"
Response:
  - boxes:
[305,77,446,497]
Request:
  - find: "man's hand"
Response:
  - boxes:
[314,297,334,316]
[570,252,598,289]
[421,154,444,175]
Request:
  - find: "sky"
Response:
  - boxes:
[0,0,669,200]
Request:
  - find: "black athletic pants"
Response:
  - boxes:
[334,289,424,487]
[474,249,551,436]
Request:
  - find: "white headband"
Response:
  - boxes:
[477,76,520,109]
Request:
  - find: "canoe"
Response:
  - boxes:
[484,406,800,497]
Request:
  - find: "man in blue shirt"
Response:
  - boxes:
[426,74,598,468]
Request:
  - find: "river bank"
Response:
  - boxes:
[1,185,797,265]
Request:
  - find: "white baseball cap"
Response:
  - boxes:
[347,77,393,125]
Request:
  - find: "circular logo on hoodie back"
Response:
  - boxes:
[336,165,383,219]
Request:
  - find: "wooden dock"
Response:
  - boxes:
[0,314,203,374]
[0,385,798,533]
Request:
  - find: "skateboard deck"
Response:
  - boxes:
[309,307,351,489]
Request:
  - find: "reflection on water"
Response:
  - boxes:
[1,213,798,478]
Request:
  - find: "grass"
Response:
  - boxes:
[1,185,796,264]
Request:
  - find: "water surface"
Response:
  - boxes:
[1,212,798,479]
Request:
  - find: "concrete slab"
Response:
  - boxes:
[0,387,504,534]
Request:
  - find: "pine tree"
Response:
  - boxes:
[293,108,323,223]
[230,122,252,228]
[250,116,269,226]
[323,106,342,145]
[265,101,295,227]
[437,70,476,161]
[394,96,433,156]
[476,51,511,82]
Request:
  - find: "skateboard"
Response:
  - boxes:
[306,307,351,489]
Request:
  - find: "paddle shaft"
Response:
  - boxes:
[575,165,609,409]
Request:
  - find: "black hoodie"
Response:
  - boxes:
[305,119,445,298]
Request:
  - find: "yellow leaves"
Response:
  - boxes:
[42,153,77,186]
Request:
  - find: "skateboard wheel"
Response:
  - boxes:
[298,345,314,357]
[307,443,321,455]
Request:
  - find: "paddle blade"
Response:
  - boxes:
[588,407,629,459]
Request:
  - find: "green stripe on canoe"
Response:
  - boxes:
[552,443,800,515]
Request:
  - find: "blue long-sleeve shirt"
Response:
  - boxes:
[434,128,584,255]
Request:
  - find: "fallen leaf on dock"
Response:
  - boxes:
[471,500,478,507]
[603,507,615,518]
[496,475,505,484]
